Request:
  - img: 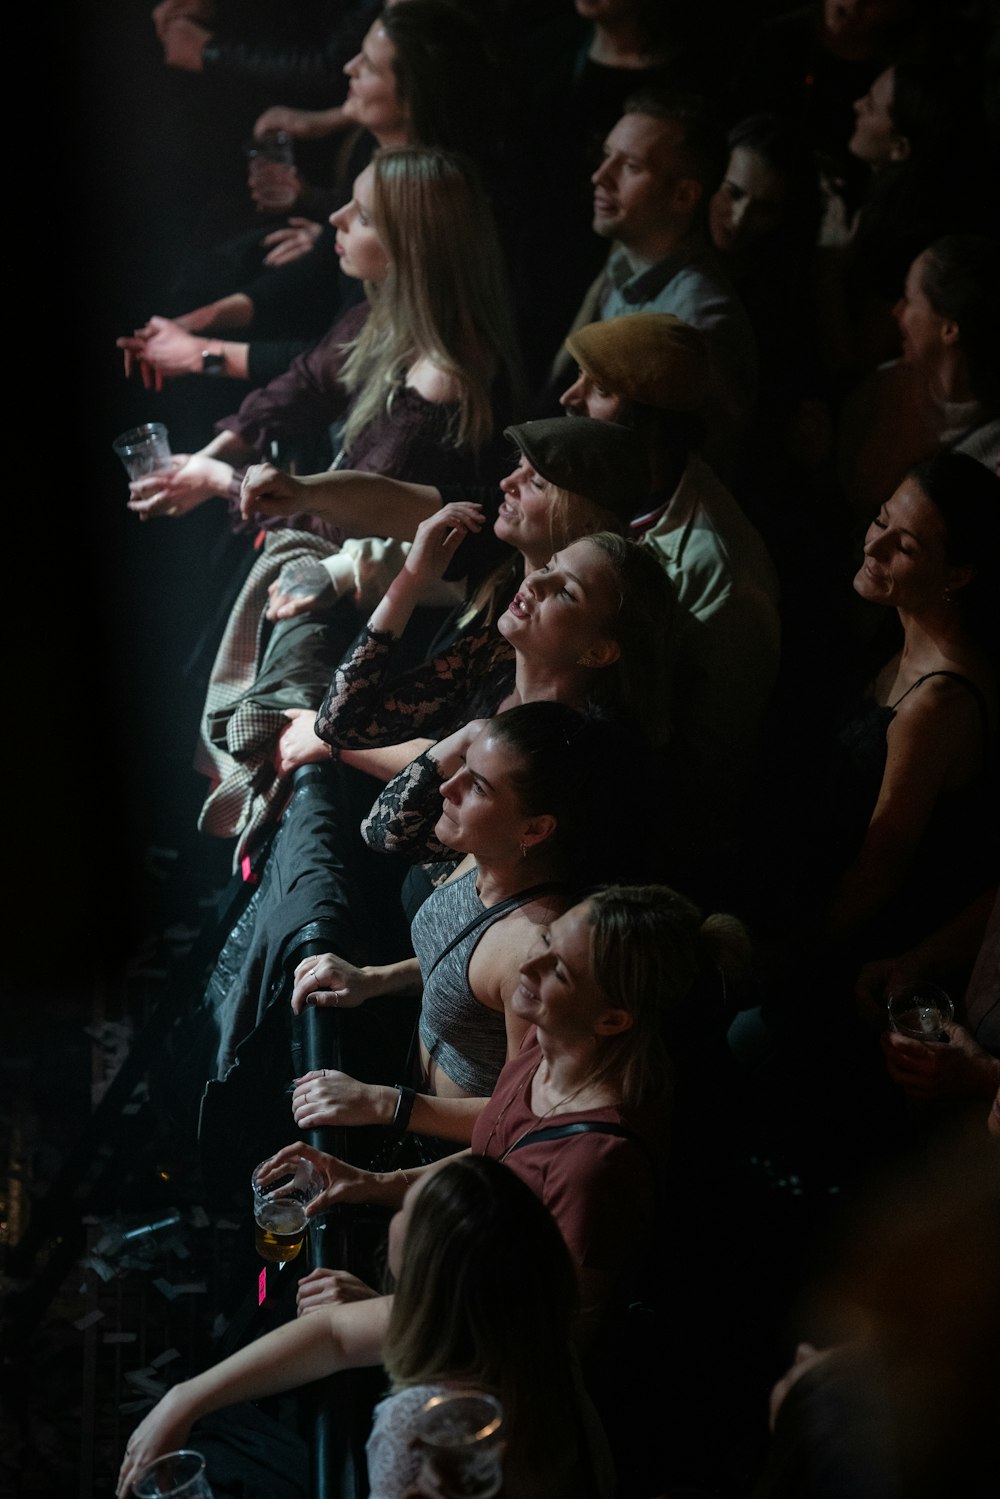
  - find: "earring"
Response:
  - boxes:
[519,842,527,858]
[942,587,952,603]
[576,655,590,667]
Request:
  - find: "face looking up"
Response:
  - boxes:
[849,67,907,167]
[893,251,953,372]
[342,21,409,144]
[497,537,623,673]
[329,164,391,283]
[854,476,972,613]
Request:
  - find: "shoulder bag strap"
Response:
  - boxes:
[504,1120,659,1174]
[422,881,566,982]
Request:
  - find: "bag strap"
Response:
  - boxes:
[504,1120,660,1175]
[422,880,566,982]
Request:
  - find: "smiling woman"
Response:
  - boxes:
[747,451,1000,964]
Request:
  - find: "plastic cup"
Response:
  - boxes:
[276,556,332,600]
[886,982,954,1043]
[112,422,171,480]
[131,1448,214,1497]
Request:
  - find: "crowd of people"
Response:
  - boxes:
[80,3,1000,1497]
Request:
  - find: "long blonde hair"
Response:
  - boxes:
[339,146,523,455]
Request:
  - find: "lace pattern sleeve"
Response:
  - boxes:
[361,750,453,862]
[316,619,513,749]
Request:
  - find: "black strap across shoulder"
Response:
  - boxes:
[422,880,567,982]
[505,1120,659,1174]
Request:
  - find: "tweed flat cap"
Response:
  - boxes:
[565,312,710,412]
[503,416,649,519]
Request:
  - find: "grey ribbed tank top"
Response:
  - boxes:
[411,868,513,1095]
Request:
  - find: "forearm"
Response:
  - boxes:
[172,1296,390,1420]
[339,740,435,784]
[366,956,423,998]
[365,562,429,640]
[179,293,255,334]
[269,471,440,539]
[361,1084,486,1144]
[203,428,258,465]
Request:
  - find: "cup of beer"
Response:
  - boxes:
[251,1155,321,1263]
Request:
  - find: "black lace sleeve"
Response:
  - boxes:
[360,751,454,862]
[315,620,515,750]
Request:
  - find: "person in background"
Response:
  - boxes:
[558,310,780,891]
[542,88,758,485]
[837,233,1000,524]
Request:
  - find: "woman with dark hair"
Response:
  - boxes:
[838,234,1000,521]
[755,451,1000,958]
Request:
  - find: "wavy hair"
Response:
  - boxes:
[581,532,677,748]
[339,145,523,454]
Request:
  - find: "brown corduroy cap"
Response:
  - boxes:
[564,312,710,412]
[503,416,650,520]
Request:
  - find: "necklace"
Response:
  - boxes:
[484,1064,592,1163]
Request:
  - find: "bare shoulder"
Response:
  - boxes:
[405,357,462,405]
[893,669,994,728]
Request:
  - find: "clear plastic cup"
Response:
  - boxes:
[131,1448,214,1497]
[112,422,171,480]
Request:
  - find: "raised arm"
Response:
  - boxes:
[240,462,442,539]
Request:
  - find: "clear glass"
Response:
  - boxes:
[251,1156,321,1263]
[413,1391,505,1498]
[886,982,954,1042]
[131,1448,214,1498]
[112,422,171,480]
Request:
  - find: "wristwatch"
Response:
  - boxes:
[201,349,226,376]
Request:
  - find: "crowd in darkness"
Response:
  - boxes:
[19,3,1000,1497]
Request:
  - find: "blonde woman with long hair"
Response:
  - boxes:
[125,145,524,530]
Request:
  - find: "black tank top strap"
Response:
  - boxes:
[890,670,992,748]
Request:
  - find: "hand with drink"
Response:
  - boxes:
[116,1394,202,1498]
[252,1142,390,1223]
[251,1154,324,1264]
[125,452,234,522]
[881,1018,1000,1100]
